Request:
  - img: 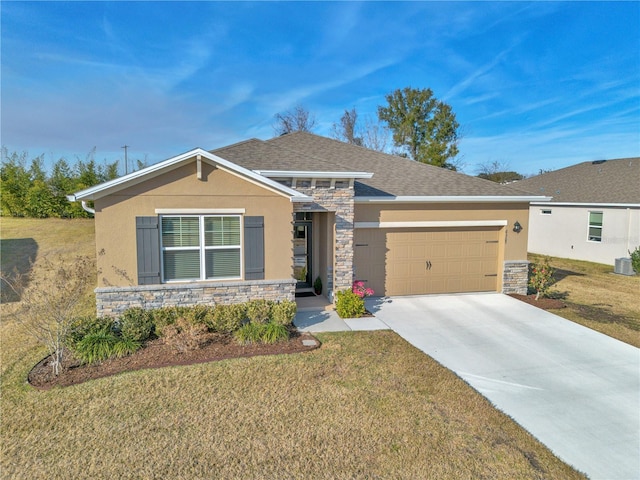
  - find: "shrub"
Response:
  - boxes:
[72,326,141,364]
[162,316,210,353]
[271,300,297,326]
[182,304,212,327]
[528,257,555,300]
[352,281,374,298]
[234,322,265,345]
[151,307,183,337]
[119,307,154,343]
[314,276,322,295]
[65,316,115,349]
[630,246,640,274]
[261,322,289,344]
[208,304,246,333]
[246,299,273,324]
[335,288,365,318]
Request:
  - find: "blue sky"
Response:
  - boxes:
[2,1,639,176]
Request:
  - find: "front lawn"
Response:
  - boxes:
[529,253,640,347]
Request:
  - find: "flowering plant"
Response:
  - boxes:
[352,281,374,298]
[528,257,555,300]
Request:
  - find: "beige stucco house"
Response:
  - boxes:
[516,158,640,267]
[68,133,547,316]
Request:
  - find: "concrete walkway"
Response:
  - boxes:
[366,293,640,480]
[294,307,388,332]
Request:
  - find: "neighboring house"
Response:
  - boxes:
[516,158,640,266]
[68,132,547,316]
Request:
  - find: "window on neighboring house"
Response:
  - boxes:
[587,211,603,242]
[161,215,241,281]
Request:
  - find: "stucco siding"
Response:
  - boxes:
[94,161,293,287]
[355,202,530,261]
[528,205,640,265]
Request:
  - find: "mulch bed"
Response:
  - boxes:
[509,294,567,310]
[28,331,320,390]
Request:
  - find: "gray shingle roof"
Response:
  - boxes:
[515,158,640,204]
[212,138,352,173]
[214,132,539,198]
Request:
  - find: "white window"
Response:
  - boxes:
[160,215,241,281]
[540,209,552,215]
[587,211,603,242]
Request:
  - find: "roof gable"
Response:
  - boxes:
[516,158,640,204]
[68,148,310,202]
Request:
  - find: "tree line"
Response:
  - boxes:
[0,148,127,218]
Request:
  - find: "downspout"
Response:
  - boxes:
[81,201,96,215]
[66,194,96,215]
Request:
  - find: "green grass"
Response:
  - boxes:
[530,253,640,347]
[0,218,586,478]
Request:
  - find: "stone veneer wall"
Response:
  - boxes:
[502,261,529,295]
[95,279,296,317]
[293,186,355,293]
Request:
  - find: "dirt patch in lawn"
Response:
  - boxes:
[29,331,320,390]
[563,302,640,331]
[509,293,567,310]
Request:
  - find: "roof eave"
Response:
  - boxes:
[67,148,310,202]
[530,201,640,207]
[255,170,374,179]
[355,195,552,204]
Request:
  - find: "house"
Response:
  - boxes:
[516,158,640,266]
[67,132,547,316]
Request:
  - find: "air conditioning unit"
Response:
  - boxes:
[614,257,635,276]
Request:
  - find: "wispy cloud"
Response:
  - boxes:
[444,38,524,101]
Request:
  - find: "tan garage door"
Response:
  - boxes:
[354,227,501,296]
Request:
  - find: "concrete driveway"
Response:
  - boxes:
[366,293,640,480]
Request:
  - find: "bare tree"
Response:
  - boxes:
[331,108,363,146]
[2,255,95,375]
[361,116,390,152]
[272,104,317,136]
[476,160,524,184]
[331,108,391,152]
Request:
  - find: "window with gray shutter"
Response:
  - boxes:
[136,216,161,285]
[160,215,242,282]
[244,216,265,280]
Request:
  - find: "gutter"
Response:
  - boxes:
[66,194,96,215]
[355,195,552,204]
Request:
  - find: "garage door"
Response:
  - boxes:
[354,227,501,296]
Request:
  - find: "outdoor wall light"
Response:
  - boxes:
[513,221,523,233]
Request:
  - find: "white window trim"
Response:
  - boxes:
[160,214,243,283]
[587,211,603,243]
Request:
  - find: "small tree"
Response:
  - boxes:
[2,255,95,375]
[629,246,640,274]
[528,257,555,300]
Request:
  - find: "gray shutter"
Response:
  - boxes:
[244,216,265,280]
[136,216,161,285]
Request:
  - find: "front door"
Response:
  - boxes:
[293,221,312,288]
